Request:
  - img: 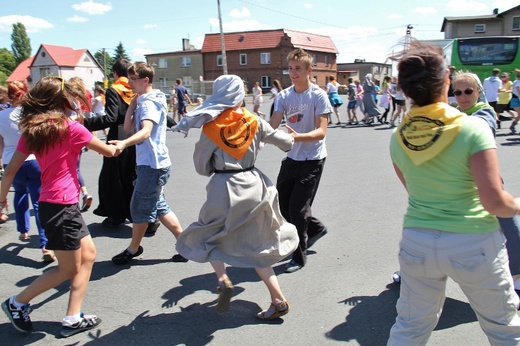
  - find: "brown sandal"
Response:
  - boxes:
[256,300,290,320]
[215,277,234,313]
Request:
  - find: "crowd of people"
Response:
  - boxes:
[2,45,520,344]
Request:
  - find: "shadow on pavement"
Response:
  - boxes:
[326,283,477,345]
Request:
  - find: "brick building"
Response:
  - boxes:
[201,29,339,92]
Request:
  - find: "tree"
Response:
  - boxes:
[0,48,16,77]
[112,42,130,61]
[11,23,31,65]
[94,49,114,76]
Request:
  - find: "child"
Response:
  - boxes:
[1,76,117,337]
[173,74,298,320]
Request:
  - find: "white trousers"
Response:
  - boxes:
[388,228,520,346]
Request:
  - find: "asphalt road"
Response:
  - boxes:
[1,98,519,345]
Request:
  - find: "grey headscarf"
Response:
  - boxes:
[172,74,245,134]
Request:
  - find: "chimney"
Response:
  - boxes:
[493,8,498,15]
[182,38,190,51]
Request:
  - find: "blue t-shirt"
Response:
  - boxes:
[175,85,189,104]
[134,90,171,169]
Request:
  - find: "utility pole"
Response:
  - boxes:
[102,48,108,88]
[217,0,228,74]
[404,24,413,51]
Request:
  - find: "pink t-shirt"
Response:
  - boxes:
[17,120,93,204]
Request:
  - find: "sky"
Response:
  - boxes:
[0,0,517,65]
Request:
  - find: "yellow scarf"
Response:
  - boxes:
[111,77,134,105]
[396,102,465,166]
[203,108,258,160]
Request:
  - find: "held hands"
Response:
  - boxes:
[108,140,126,157]
[284,124,300,140]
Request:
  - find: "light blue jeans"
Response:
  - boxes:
[130,165,171,224]
[388,228,520,346]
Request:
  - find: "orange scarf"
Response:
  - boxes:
[202,108,258,160]
[111,77,134,105]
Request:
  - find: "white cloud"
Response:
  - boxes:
[413,7,438,15]
[72,0,112,15]
[388,14,402,20]
[144,24,157,29]
[304,4,313,8]
[446,0,487,13]
[229,7,251,19]
[209,18,272,32]
[0,15,53,33]
[136,39,147,44]
[67,15,88,23]
[131,48,153,62]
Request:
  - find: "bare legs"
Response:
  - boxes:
[127,211,183,254]
[15,235,96,317]
[209,261,288,318]
[254,104,266,118]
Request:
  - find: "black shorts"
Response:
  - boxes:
[497,103,511,113]
[39,202,89,250]
[395,99,405,106]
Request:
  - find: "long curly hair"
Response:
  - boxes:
[19,76,87,154]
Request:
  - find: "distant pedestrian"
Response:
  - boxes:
[326,75,346,125]
[361,73,381,124]
[483,68,502,113]
[346,78,359,125]
[252,82,266,118]
[269,79,283,118]
[175,78,193,122]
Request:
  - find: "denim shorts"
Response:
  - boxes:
[130,165,171,224]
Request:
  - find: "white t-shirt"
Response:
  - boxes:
[275,84,332,160]
[0,107,36,163]
[483,76,502,102]
[513,80,520,98]
[327,82,339,93]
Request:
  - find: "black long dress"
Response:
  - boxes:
[83,87,136,223]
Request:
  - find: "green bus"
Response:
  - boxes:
[442,36,519,82]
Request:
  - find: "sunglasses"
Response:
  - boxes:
[453,88,474,96]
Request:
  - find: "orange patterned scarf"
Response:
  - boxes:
[111,77,134,105]
[202,108,258,160]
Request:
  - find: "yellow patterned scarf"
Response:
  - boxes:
[203,108,258,160]
[111,77,134,105]
[396,102,465,166]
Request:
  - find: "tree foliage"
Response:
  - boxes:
[94,50,114,75]
[11,23,31,65]
[112,42,130,61]
[0,48,16,77]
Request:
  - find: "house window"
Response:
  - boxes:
[474,24,486,33]
[159,77,167,87]
[513,17,520,30]
[240,54,247,65]
[325,55,329,66]
[260,53,270,65]
[181,56,191,67]
[313,54,317,66]
[261,76,271,88]
[217,55,223,66]
[158,58,168,69]
[40,68,50,77]
[183,76,192,87]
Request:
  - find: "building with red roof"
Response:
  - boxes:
[201,29,339,91]
[8,44,104,92]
